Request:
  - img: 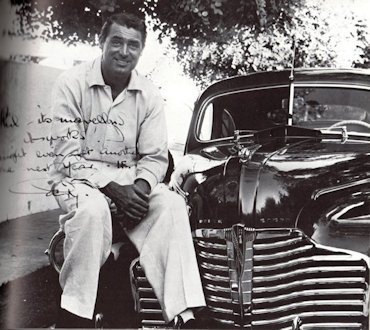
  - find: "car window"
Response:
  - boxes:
[197,86,370,141]
[292,87,370,132]
[197,86,289,141]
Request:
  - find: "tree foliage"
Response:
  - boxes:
[7,0,370,86]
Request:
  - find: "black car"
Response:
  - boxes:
[48,68,370,329]
[130,69,370,329]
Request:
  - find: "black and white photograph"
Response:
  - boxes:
[0,0,369,328]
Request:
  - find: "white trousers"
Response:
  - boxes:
[54,174,205,322]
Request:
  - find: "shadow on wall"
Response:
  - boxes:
[0,60,62,222]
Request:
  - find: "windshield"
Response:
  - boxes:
[292,87,370,131]
[197,86,370,141]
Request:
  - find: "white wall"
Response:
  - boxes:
[0,60,62,221]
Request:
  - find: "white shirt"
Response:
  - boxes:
[50,56,168,190]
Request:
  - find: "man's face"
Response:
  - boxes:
[101,22,143,78]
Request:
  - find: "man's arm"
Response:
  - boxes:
[101,90,168,222]
[135,91,169,190]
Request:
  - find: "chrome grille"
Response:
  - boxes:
[195,227,370,329]
[130,227,370,329]
[129,258,166,328]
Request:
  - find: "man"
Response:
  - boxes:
[50,12,205,328]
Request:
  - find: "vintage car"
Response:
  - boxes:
[48,68,370,329]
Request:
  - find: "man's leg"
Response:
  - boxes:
[126,184,206,323]
[54,180,112,321]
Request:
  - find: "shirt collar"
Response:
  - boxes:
[87,56,143,91]
[87,56,105,87]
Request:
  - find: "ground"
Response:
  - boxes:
[0,210,139,328]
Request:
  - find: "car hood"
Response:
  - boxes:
[181,129,370,232]
[241,136,370,228]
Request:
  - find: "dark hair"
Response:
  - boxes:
[99,12,147,46]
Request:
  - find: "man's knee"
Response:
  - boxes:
[150,187,187,219]
[78,197,110,225]
[62,189,111,235]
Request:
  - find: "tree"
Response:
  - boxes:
[6,0,369,86]
[145,0,369,85]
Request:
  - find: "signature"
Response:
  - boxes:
[45,181,79,208]
[46,183,78,199]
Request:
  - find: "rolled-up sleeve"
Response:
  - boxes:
[135,91,168,190]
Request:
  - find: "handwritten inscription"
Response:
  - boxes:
[23,128,85,145]
[27,163,53,172]
[60,113,124,126]
[27,161,96,174]
[65,147,94,159]
[100,146,135,156]
[36,150,64,158]
[3,104,138,211]
[0,148,26,163]
[38,112,52,124]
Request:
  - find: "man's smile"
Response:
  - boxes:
[114,58,130,66]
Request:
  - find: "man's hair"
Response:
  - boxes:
[99,12,147,46]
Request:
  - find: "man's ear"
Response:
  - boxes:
[98,35,104,50]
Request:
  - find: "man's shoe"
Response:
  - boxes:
[55,308,93,328]
[172,315,199,329]
[180,318,198,329]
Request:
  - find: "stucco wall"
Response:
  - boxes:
[0,60,62,221]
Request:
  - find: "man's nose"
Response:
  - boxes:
[120,43,129,56]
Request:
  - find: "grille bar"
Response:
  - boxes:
[137,308,162,314]
[280,322,363,330]
[199,261,229,272]
[141,319,166,326]
[254,266,366,282]
[253,255,366,272]
[208,305,234,315]
[253,276,366,293]
[254,245,313,261]
[206,294,233,304]
[198,250,228,261]
[204,283,232,293]
[252,311,365,326]
[254,237,304,250]
[196,240,227,250]
[254,299,364,314]
[203,272,230,282]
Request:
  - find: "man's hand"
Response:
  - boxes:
[100,181,150,222]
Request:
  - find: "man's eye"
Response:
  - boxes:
[128,42,140,49]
